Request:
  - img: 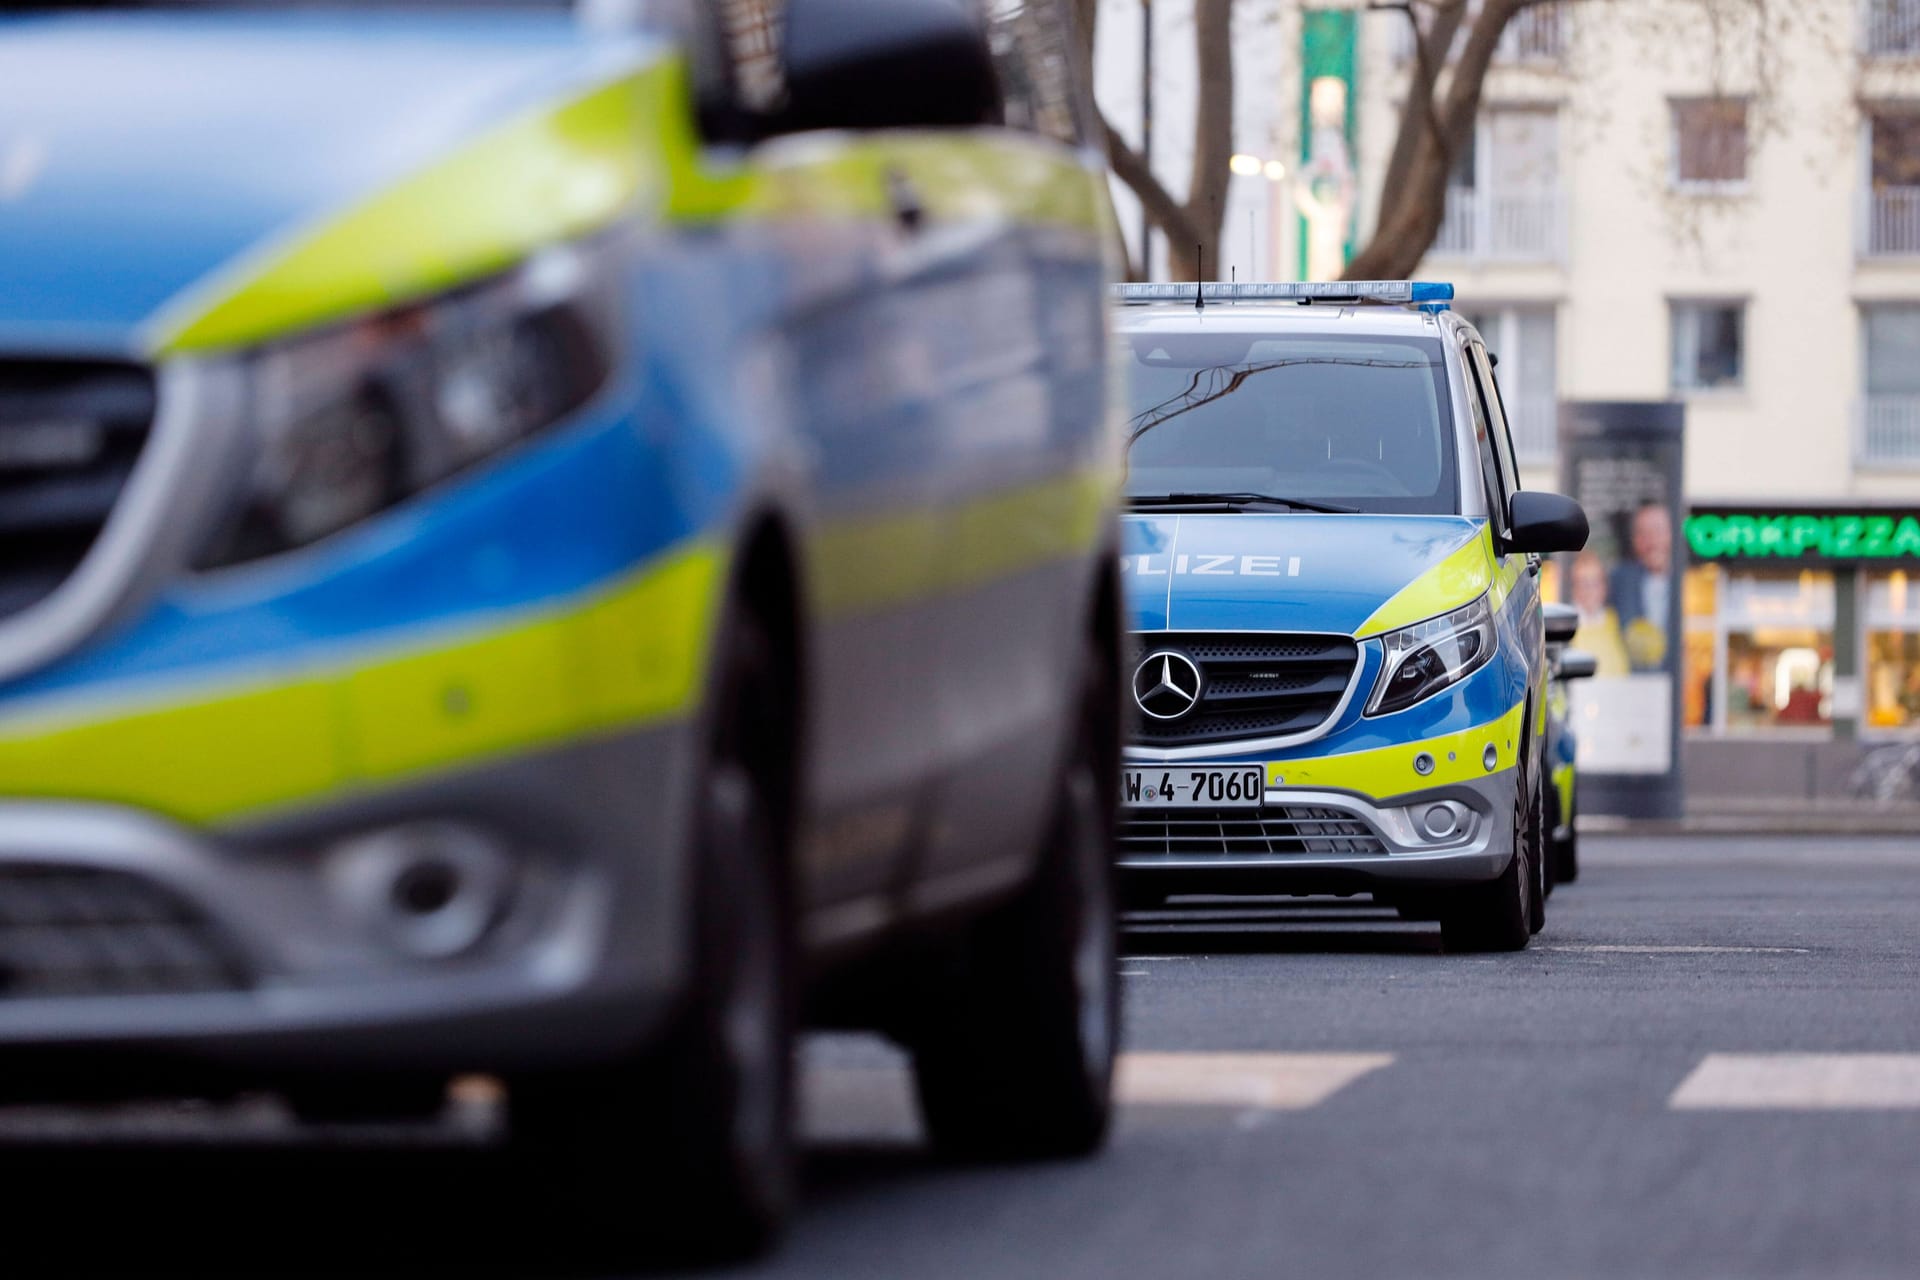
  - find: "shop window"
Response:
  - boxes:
[1684,563,1719,619]
[1724,630,1831,730]
[1690,568,1835,734]
[1866,569,1920,730]
[1682,565,1719,729]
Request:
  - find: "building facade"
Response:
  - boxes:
[1095,0,1920,801]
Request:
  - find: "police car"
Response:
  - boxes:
[0,0,1121,1256]
[1115,281,1587,951]
[1543,603,1596,887]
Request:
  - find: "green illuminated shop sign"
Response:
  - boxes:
[1685,508,1920,563]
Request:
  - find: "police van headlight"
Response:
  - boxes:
[1366,594,1496,717]
[197,244,616,568]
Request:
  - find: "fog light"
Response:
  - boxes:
[1413,752,1435,776]
[327,822,514,960]
[1420,803,1462,841]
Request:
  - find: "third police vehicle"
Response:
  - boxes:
[1116,282,1587,950]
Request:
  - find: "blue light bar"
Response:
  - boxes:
[1113,281,1455,306]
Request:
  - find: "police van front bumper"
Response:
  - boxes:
[0,723,698,1096]
[1116,769,1520,898]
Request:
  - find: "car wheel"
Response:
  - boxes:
[1542,782,1560,899]
[1553,793,1580,884]
[1439,767,1533,953]
[1526,767,1547,934]
[911,646,1120,1160]
[508,609,796,1262]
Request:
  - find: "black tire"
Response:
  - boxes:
[911,646,1120,1160]
[1552,792,1580,884]
[1542,782,1560,899]
[1526,767,1548,934]
[1439,766,1534,953]
[508,609,796,1263]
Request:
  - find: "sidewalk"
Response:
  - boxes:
[1583,796,1920,837]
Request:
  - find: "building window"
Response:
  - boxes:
[1459,305,1558,465]
[1671,301,1745,391]
[1867,569,1920,730]
[1866,110,1920,257]
[1866,0,1920,57]
[1861,306,1920,466]
[1682,565,1718,730]
[1688,568,1835,734]
[1391,1,1567,65]
[1670,98,1748,190]
[1432,107,1562,262]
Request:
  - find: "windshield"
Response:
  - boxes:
[1123,329,1460,516]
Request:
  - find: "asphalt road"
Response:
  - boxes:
[7,834,1920,1277]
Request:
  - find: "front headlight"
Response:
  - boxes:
[197,243,617,568]
[1366,594,1496,717]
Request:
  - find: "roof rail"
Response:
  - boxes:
[1112,281,1454,307]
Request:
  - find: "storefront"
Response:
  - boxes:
[1681,506,1920,740]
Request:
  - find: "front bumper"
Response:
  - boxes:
[0,722,699,1090]
[1117,770,1519,897]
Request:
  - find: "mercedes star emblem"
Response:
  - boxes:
[1133,651,1203,721]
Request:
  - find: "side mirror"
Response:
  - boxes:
[770,0,1003,136]
[1556,649,1599,681]
[1543,602,1579,646]
[1507,491,1589,555]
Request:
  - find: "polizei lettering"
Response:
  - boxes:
[1122,553,1303,577]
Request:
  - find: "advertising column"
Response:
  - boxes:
[1559,402,1686,820]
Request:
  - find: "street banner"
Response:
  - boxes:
[1296,9,1357,282]
[1558,401,1686,819]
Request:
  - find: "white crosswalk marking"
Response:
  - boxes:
[1116,1052,1394,1110]
[801,1050,1394,1141]
[1670,1053,1920,1110]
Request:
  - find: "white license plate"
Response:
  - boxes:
[1122,766,1266,809]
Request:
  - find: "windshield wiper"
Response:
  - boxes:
[1125,491,1358,514]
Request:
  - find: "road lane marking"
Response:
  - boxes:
[1671,1054,1920,1110]
[1546,944,1811,955]
[1116,1052,1394,1111]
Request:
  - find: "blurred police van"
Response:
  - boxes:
[1114,281,1587,950]
[0,0,1123,1256]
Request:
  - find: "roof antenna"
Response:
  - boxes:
[1195,243,1205,311]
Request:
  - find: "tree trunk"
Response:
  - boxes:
[1170,0,1235,282]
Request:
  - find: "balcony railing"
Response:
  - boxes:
[1865,0,1920,56]
[1866,187,1920,257]
[1430,188,1563,262]
[1392,2,1566,64]
[1506,392,1559,466]
[1858,395,1920,467]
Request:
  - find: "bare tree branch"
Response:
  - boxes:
[1347,0,1559,279]
[1102,113,1204,255]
